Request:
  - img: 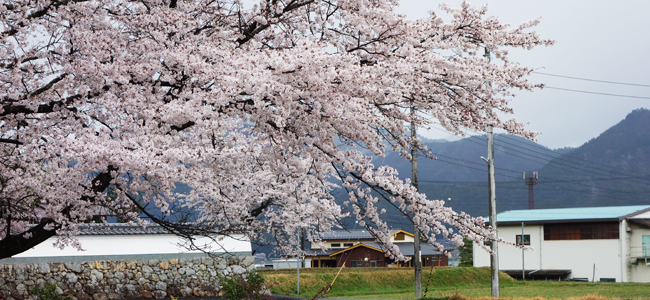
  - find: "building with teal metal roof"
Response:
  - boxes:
[491,205,650,225]
[474,205,650,283]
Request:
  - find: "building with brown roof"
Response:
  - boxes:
[305,229,448,268]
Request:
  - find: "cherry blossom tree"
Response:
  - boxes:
[0,0,552,259]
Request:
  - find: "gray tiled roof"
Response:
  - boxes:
[76,223,170,235]
[319,229,374,240]
[306,241,443,257]
[319,229,408,240]
[304,248,339,256]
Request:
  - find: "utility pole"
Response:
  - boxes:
[301,228,306,268]
[411,104,422,299]
[524,171,538,209]
[298,229,305,295]
[487,125,500,297]
[482,47,499,298]
[522,222,525,281]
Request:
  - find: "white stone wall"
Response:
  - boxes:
[0,256,255,300]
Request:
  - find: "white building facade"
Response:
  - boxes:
[474,205,650,283]
[0,223,252,263]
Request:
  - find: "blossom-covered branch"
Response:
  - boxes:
[0,0,552,258]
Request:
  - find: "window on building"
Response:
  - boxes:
[370,261,377,267]
[343,243,353,247]
[351,261,363,267]
[331,243,341,248]
[544,222,619,240]
[516,234,531,245]
[395,232,405,241]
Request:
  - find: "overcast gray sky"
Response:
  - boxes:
[397,0,650,149]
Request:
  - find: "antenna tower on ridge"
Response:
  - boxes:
[524,171,538,209]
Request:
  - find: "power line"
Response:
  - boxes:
[448,127,468,200]
[432,149,522,175]
[431,148,641,193]
[430,123,650,188]
[453,124,650,181]
[419,180,523,184]
[544,86,650,100]
[437,153,650,197]
[534,72,650,88]
[492,139,650,186]
[492,132,650,179]
[417,114,650,201]
[431,156,513,179]
[536,176,646,183]
[491,170,650,201]
[492,136,645,184]
[426,122,650,185]
[423,130,650,198]
[491,135,650,183]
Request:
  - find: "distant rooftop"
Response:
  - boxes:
[318,229,409,240]
[360,242,442,256]
[492,205,650,224]
[319,229,373,240]
[306,242,443,257]
[76,223,171,235]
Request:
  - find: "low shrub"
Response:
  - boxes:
[31,284,72,300]
[220,270,267,300]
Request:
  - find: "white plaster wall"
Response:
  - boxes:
[625,221,650,282]
[474,224,622,282]
[630,210,650,219]
[391,234,415,243]
[541,239,620,281]
[310,241,361,250]
[13,234,251,257]
[272,258,312,269]
[309,231,414,250]
[473,240,489,268]
[473,224,542,271]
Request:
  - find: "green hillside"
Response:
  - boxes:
[534,108,650,208]
[392,108,650,216]
[253,109,650,257]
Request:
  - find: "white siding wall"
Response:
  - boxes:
[272,258,312,269]
[474,224,623,282]
[625,221,650,282]
[473,224,543,271]
[393,234,415,243]
[630,210,650,219]
[310,241,361,250]
[12,234,251,258]
[542,238,620,281]
[309,231,414,249]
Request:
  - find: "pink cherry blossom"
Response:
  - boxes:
[0,0,552,259]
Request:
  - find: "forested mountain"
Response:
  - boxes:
[362,133,569,221]
[533,108,650,209]
[258,109,650,256]
[376,134,563,183]
[339,108,650,226]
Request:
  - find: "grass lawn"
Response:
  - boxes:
[344,281,650,299]
[262,267,514,298]
[260,267,650,299]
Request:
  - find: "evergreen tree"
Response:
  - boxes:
[458,237,474,267]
